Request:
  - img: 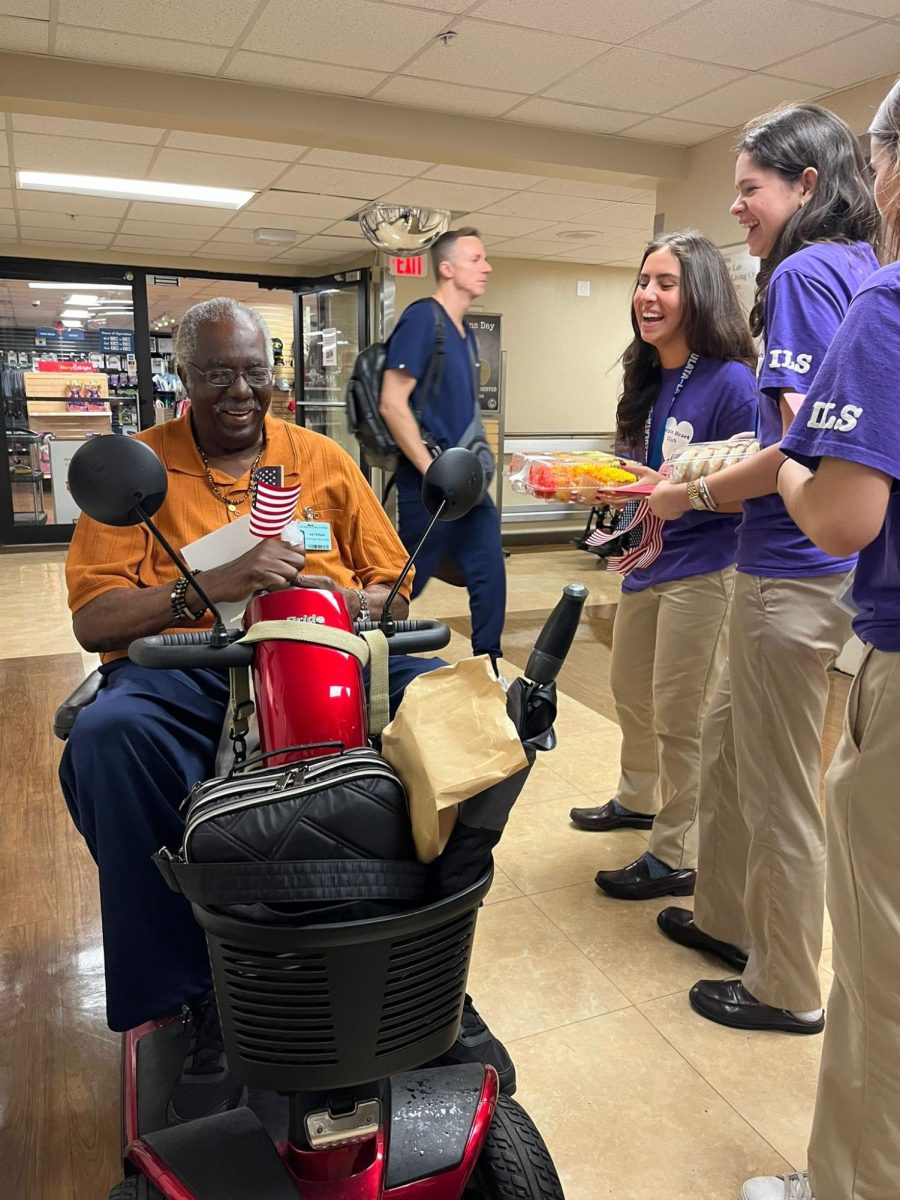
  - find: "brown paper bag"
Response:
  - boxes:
[380,655,529,863]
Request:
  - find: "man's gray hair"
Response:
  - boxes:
[174,297,274,367]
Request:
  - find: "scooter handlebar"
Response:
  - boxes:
[128,620,451,669]
[524,583,589,685]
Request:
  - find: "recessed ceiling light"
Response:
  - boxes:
[254,227,297,245]
[61,309,90,318]
[18,171,254,210]
[61,319,83,328]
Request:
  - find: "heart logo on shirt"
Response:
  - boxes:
[662,418,694,461]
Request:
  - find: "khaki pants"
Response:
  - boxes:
[808,647,900,1200]
[609,568,733,870]
[693,573,851,1012]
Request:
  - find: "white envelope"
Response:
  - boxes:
[181,515,260,627]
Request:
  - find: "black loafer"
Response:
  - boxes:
[689,978,825,1034]
[594,855,696,900]
[570,800,655,831]
[657,906,748,972]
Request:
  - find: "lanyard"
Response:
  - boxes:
[644,353,699,469]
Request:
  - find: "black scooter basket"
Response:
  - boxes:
[194,869,492,1093]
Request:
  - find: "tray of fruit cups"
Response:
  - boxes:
[506,451,639,503]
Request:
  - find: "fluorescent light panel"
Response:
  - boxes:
[66,294,100,305]
[18,170,254,210]
[61,309,90,318]
[29,282,132,291]
[61,319,83,328]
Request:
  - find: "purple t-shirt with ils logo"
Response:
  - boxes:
[623,356,758,593]
[737,240,879,577]
[782,262,900,652]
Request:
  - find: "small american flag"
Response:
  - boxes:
[250,467,300,538]
[586,499,664,576]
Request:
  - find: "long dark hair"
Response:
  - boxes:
[870,78,900,262]
[736,104,879,336]
[616,231,756,453]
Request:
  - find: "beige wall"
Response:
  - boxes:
[656,73,897,249]
[394,257,636,436]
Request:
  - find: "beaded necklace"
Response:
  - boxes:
[195,434,266,514]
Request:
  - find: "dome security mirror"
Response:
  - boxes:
[357,204,451,256]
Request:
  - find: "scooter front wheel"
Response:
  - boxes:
[108,1178,165,1200]
[466,1093,565,1199]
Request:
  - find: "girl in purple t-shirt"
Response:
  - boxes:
[740,79,900,1200]
[571,233,758,902]
[651,106,880,1044]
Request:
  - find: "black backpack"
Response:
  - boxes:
[346,298,445,473]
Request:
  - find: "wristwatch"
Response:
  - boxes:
[686,481,710,512]
[355,589,371,623]
[171,575,206,623]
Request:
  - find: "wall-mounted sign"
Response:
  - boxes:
[464,314,502,412]
[388,255,427,278]
[36,327,85,341]
[100,328,135,353]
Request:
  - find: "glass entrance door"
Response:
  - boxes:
[296,274,367,465]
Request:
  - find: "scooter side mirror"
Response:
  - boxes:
[421,447,485,522]
[68,434,168,527]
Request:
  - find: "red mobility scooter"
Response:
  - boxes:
[60,436,587,1200]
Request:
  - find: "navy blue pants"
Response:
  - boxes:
[398,493,506,662]
[60,654,443,1031]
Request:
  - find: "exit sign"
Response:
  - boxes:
[388,255,428,277]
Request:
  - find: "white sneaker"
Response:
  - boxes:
[740,1172,813,1200]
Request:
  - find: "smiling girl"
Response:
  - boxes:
[654,106,880,1038]
[571,233,758,901]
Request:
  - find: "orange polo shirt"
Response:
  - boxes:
[66,414,412,661]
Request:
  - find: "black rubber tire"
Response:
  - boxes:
[466,1093,565,1199]
[107,1177,165,1200]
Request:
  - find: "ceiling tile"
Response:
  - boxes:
[276,163,408,198]
[225,210,331,235]
[17,190,128,217]
[244,0,451,72]
[0,137,7,168]
[113,234,209,253]
[302,148,435,175]
[807,0,900,13]
[571,203,656,230]
[489,237,574,256]
[529,179,654,202]
[202,247,282,261]
[19,227,112,245]
[320,220,368,239]
[471,0,701,44]
[16,209,121,233]
[57,0,259,47]
[619,116,728,144]
[480,191,605,220]
[301,234,378,251]
[0,189,14,209]
[0,168,10,190]
[452,212,556,237]
[55,26,228,74]
[120,219,228,239]
[422,165,544,190]
[0,224,17,240]
[164,132,305,162]
[380,0,473,9]
[14,132,155,176]
[124,201,232,225]
[503,98,647,135]
[770,21,900,87]
[668,72,819,125]
[0,15,50,53]
[403,19,610,92]
[526,223,611,243]
[547,46,742,110]
[629,0,873,71]
[371,76,527,117]
[248,190,360,218]
[149,149,287,190]
[377,179,515,211]
[13,114,165,145]
[203,227,305,246]
[1,2,50,15]
[224,52,387,97]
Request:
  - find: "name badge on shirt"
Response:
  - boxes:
[287,520,332,551]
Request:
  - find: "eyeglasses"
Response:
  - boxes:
[188,362,274,389]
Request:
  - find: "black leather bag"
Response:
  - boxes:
[155,747,429,923]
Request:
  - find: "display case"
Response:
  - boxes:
[7,430,47,525]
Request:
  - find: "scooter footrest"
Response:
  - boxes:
[141,1107,297,1200]
[386,1063,485,1189]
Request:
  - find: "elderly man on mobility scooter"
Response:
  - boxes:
[60,297,515,1125]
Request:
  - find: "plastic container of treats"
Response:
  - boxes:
[665,434,760,483]
[506,451,638,503]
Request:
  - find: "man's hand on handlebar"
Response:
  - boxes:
[196,539,306,605]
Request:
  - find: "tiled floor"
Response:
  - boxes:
[3,544,830,1199]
